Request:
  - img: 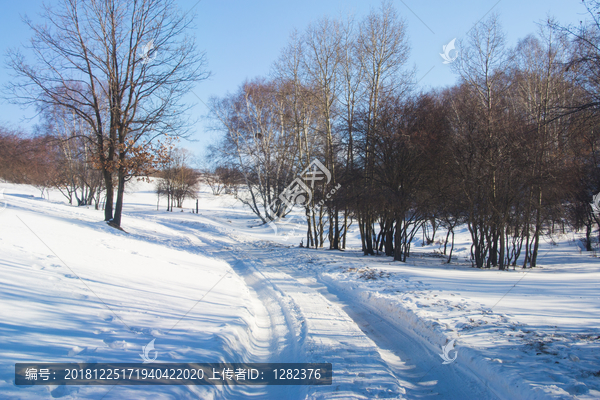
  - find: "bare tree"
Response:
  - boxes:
[38,100,105,207]
[338,15,365,249]
[551,1,600,252]
[450,14,515,269]
[355,0,412,255]
[5,0,209,227]
[272,31,326,247]
[302,17,345,248]
[200,166,243,197]
[511,26,574,266]
[209,79,298,224]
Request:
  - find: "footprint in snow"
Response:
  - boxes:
[97,312,114,322]
[70,292,88,300]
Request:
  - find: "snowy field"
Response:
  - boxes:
[0,181,599,399]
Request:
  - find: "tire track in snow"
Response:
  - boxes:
[243,242,407,399]
[144,216,303,399]
[147,215,406,398]
[140,214,492,399]
[263,245,501,400]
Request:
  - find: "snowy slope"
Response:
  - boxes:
[0,181,599,399]
[0,183,287,399]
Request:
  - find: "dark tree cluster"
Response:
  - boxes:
[209,1,600,268]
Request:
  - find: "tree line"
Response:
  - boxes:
[208,1,600,268]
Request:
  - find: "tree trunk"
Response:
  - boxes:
[586,222,593,252]
[103,170,114,221]
[112,168,126,227]
[531,188,543,267]
[444,227,451,255]
[333,208,340,250]
[447,228,455,263]
[393,219,403,261]
[499,223,506,270]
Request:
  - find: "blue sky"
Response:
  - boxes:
[0,0,587,156]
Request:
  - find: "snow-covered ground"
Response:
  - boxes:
[0,181,598,399]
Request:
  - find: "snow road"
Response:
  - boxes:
[1,182,598,399]
[112,209,500,399]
